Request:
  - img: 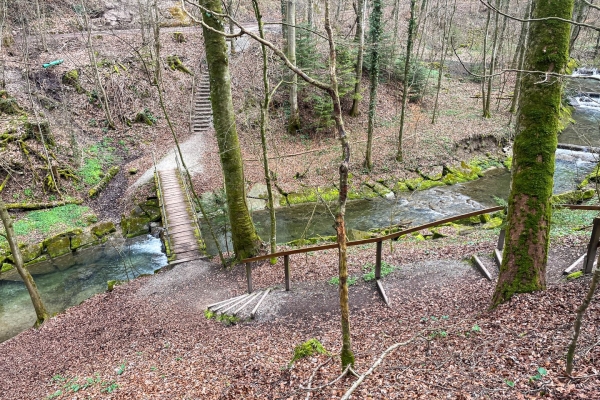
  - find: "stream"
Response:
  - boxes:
[0,235,166,343]
[2,73,600,343]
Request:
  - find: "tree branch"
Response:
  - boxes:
[340,336,420,400]
[183,0,332,91]
[478,0,600,32]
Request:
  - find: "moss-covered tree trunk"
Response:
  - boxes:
[349,0,365,117]
[492,0,574,305]
[0,199,48,326]
[200,0,261,260]
[364,0,382,170]
[396,0,417,162]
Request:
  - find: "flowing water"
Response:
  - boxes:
[0,235,166,342]
[4,75,600,342]
[203,148,598,254]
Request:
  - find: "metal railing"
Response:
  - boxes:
[174,152,206,252]
[153,152,173,258]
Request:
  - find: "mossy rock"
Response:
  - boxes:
[134,110,156,126]
[71,231,99,250]
[20,243,42,263]
[0,90,22,114]
[45,236,71,258]
[166,55,192,74]
[121,215,150,238]
[24,119,54,146]
[456,216,483,226]
[482,217,504,229]
[24,256,56,274]
[551,189,595,204]
[286,235,337,247]
[62,69,84,93]
[412,233,426,241]
[393,181,410,193]
[578,167,600,189]
[1,262,14,273]
[479,213,491,223]
[107,280,123,292]
[404,177,424,191]
[417,180,446,190]
[139,200,161,222]
[347,229,372,241]
[91,221,116,238]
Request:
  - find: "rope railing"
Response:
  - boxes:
[241,203,600,294]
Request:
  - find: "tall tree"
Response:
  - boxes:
[287,0,300,132]
[252,0,278,261]
[200,0,261,260]
[0,199,48,326]
[492,0,574,305]
[396,0,418,162]
[364,0,382,169]
[349,0,366,117]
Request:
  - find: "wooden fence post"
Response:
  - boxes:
[497,229,505,250]
[284,254,290,291]
[375,241,382,280]
[584,218,600,274]
[246,262,253,293]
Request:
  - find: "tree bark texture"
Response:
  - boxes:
[200,0,261,260]
[252,0,277,260]
[0,199,48,326]
[396,0,417,162]
[493,0,574,306]
[324,0,354,370]
[364,0,382,169]
[287,0,300,132]
[349,0,365,117]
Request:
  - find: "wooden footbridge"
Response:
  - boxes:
[154,153,206,264]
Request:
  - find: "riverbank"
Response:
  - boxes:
[0,225,598,399]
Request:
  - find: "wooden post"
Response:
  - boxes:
[284,254,290,291]
[375,241,382,280]
[583,218,600,274]
[497,228,505,250]
[246,262,253,293]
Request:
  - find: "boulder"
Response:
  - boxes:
[45,235,71,258]
[91,221,116,238]
[20,243,42,263]
[71,231,98,250]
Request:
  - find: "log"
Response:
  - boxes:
[5,198,83,210]
[88,166,120,198]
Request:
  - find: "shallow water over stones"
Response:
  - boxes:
[0,235,166,343]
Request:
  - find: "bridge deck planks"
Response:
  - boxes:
[157,169,204,262]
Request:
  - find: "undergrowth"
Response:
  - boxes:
[1,204,96,242]
[289,338,330,367]
[78,138,119,186]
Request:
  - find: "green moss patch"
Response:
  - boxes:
[3,205,95,244]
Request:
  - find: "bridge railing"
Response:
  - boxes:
[153,152,173,257]
[174,152,206,251]
[241,204,600,295]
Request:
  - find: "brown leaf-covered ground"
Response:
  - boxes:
[1,231,599,399]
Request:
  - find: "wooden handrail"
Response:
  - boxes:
[242,203,600,264]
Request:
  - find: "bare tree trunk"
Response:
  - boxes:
[307,0,314,26]
[34,0,47,51]
[569,0,590,53]
[566,261,600,375]
[481,6,492,118]
[227,0,236,55]
[287,0,300,132]
[349,0,366,117]
[80,1,115,129]
[324,0,355,370]
[484,0,501,119]
[396,0,418,162]
[0,199,48,326]
[431,0,456,124]
[509,1,532,114]
[252,0,278,261]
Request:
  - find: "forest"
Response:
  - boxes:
[0,0,599,398]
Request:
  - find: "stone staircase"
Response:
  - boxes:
[192,73,212,133]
